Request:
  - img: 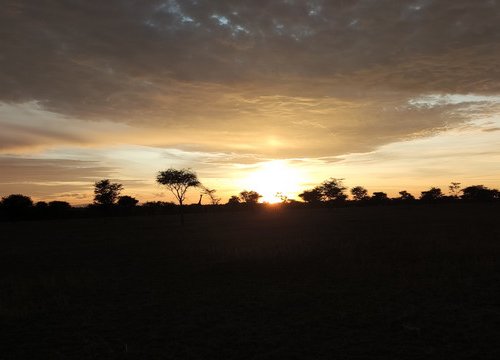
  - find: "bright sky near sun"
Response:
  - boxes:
[1,1,500,204]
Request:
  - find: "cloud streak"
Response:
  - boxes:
[2,1,500,124]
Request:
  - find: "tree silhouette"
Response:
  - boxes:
[448,182,461,198]
[94,179,123,206]
[117,195,139,207]
[371,192,389,203]
[157,168,201,223]
[1,194,33,218]
[35,201,48,210]
[351,186,369,201]
[239,190,262,204]
[275,192,289,203]
[398,190,415,201]
[48,201,71,210]
[299,187,323,203]
[47,201,71,217]
[420,187,443,202]
[461,185,499,201]
[227,195,241,205]
[320,178,348,202]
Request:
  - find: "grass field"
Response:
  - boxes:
[1,204,500,359]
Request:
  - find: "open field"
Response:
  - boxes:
[1,204,500,359]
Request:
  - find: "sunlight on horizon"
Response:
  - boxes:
[238,160,307,203]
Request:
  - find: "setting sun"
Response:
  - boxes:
[240,160,306,203]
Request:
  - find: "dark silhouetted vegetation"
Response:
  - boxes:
[370,191,389,204]
[239,190,262,204]
[420,187,444,202]
[157,168,201,223]
[298,187,323,204]
[448,182,461,198]
[398,190,415,201]
[1,176,500,222]
[461,185,499,201]
[0,194,33,219]
[226,195,241,205]
[93,179,123,206]
[117,195,139,207]
[299,178,348,204]
[320,178,348,202]
[351,186,369,201]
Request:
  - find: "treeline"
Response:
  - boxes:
[294,178,500,204]
[1,171,499,221]
[0,194,194,221]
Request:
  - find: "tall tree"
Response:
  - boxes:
[93,179,123,206]
[156,168,201,223]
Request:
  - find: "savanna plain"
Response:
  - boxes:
[1,204,500,359]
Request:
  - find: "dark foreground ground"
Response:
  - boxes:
[1,204,500,359]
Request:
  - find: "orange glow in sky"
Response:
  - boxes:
[239,161,307,203]
[1,2,500,204]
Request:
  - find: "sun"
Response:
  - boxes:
[241,160,305,203]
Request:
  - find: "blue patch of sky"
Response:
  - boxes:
[308,2,322,16]
[211,14,250,37]
[211,14,230,26]
[146,0,196,29]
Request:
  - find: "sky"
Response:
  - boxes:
[1,0,500,204]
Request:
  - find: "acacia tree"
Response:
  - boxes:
[398,190,415,201]
[351,186,369,201]
[420,187,443,202]
[156,168,201,223]
[321,178,348,202]
[299,178,347,204]
[461,185,499,201]
[117,195,139,207]
[275,192,289,203]
[227,195,241,205]
[239,190,262,204]
[94,179,123,206]
[298,187,323,204]
[371,192,389,203]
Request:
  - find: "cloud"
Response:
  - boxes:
[1,0,500,201]
[0,102,134,152]
[0,156,119,201]
[0,157,115,183]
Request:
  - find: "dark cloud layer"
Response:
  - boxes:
[0,157,115,183]
[0,156,118,200]
[1,0,500,156]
